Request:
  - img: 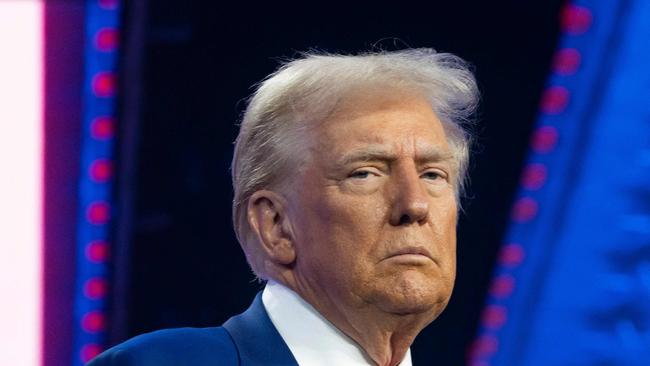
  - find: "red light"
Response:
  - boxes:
[482,305,507,329]
[531,126,559,153]
[81,311,105,333]
[540,86,569,114]
[90,116,115,140]
[512,197,538,222]
[561,4,593,35]
[89,159,114,182]
[521,163,547,190]
[553,48,581,75]
[469,335,498,358]
[98,0,119,10]
[84,278,108,299]
[499,244,525,268]
[95,28,118,52]
[86,240,110,263]
[92,72,116,97]
[86,202,111,225]
[80,343,103,363]
[489,275,515,299]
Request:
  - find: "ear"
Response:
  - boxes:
[247,190,296,266]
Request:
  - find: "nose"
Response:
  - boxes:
[389,164,430,226]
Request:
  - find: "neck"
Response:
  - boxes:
[274,273,437,366]
[314,300,427,366]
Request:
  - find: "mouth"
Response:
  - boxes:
[384,247,434,263]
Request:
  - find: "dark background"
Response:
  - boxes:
[114,1,565,364]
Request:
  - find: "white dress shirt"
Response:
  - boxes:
[262,281,413,366]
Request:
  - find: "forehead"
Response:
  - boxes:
[310,92,451,158]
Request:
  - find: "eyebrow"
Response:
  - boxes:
[336,144,455,166]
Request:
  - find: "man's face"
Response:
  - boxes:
[285,92,458,318]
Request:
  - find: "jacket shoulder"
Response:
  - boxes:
[88,327,239,366]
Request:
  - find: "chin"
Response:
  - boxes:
[370,270,453,317]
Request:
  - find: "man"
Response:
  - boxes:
[90,49,478,366]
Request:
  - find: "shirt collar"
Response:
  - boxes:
[262,281,413,366]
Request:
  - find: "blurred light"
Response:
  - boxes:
[489,275,516,299]
[0,1,44,366]
[86,240,110,263]
[470,361,491,366]
[74,1,121,363]
[84,278,108,299]
[553,48,582,75]
[512,197,539,222]
[81,311,106,333]
[80,343,103,364]
[86,201,111,225]
[561,4,593,34]
[482,305,508,330]
[95,28,118,52]
[531,126,559,153]
[90,116,115,140]
[498,244,525,268]
[92,72,116,97]
[521,163,548,190]
[98,0,118,10]
[540,86,570,114]
[89,159,114,182]
[470,335,499,359]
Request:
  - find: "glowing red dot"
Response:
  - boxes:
[561,4,593,34]
[91,116,115,140]
[98,0,118,9]
[80,343,103,363]
[521,163,547,190]
[512,197,538,222]
[87,202,111,225]
[82,311,106,333]
[469,335,499,359]
[490,274,515,298]
[84,278,108,299]
[86,240,110,262]
[531,126,559,153]
[553,48,581,75]
[540,86,569,114]
[95,28,118,52]
[92,72,116,97]
[90,159,114,182]
[482,305,507,329]
[499,244,525,268]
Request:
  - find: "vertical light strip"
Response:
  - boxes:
[72,1,121,364]
[0,1,44,366]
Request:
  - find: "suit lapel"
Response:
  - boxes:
[223,292,299,366]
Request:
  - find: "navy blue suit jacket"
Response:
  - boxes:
[88,293,299,366]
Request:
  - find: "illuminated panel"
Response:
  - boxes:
[0,1,44,366]
[72,1,121,364]
[470,1,650,365]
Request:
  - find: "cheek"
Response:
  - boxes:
[310,185,386,232]
[435,193,458,233]
[431,196,458,265]
[298,195,386,270]
[330,198,388,246]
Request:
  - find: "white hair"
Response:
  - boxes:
[231,49,479,277]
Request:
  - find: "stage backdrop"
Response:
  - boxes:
[471,1,650,365]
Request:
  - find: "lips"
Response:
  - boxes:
[386,246,433,260]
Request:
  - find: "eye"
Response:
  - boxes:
[421,170,446,181]
[349,170,373,179]
[348,166,385,180]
